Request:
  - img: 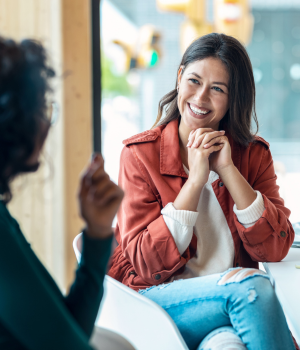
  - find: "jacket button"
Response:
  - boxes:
[219,182,224,187]
[129,271,136,276]
[280,231,286,238]
[155,274,161,280]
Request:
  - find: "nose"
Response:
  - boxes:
[194,85,210,103]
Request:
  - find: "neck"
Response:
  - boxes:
[178,119,191,149]
[178,120,190,169]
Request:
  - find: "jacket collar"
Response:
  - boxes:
[160,119,188,178]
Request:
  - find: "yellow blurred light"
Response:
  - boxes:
[157,0,205,23]
[214,0,253,45]
[180,20,213,53]
[156,0,254,50]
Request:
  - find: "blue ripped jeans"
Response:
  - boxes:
[139,268,295,350]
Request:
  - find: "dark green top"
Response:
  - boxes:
[0,200,112,349]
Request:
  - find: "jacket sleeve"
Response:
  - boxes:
[234,144,294,262]
[117,146,194,285]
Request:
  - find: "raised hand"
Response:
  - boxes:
[78,154,124,239]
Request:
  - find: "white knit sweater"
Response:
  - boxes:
[162,167,265,280]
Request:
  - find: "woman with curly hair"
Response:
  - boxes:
[0,37,133,350]
[108,33,297,350]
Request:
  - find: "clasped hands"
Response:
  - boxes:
[185,128,235,188]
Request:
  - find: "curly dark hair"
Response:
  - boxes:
[0,37,55,202]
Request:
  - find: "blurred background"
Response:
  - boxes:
[0,0,299,289]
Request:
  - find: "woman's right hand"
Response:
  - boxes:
[78,154,124,239]
[187,128,225,187]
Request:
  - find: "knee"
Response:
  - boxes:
[199,326,247,350]
[217,268,273,304]
[217,268,267,285]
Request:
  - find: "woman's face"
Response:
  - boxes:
[177,57,230,131]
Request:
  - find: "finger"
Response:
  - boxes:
[191,129,223,148]
[187,131,197,147]
[91,153,104,165]
[189,129,211,147]
[188,129,196,141]
[190,133,207,148]
[206,143,224,155]
[88,165,109,185]
[87,176,115,201]
[202,131,225,147]
[203,135,227,149]
[98,187,124,208]
[83,163,109,195]
[193,131,225,148]
[91,183,124,207]
[187,128,214,147]
[79,154,105,191]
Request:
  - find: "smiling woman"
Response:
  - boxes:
[108,33,298,350]
[177,58,230,132]
[153,34,258,148]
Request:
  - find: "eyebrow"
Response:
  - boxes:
[188,72,229,88]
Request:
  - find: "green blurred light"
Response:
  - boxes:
[149,50,159,67]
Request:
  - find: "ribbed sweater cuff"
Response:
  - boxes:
[161,202,199,226]
[233,191,265,226]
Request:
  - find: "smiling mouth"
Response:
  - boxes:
[187,103,211,118]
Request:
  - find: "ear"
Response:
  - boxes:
[177,65,185,85]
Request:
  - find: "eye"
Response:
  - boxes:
[212,86,224,93]
[189,78,199,84]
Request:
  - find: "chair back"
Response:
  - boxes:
[73,233,188,350]
[73,232,82,262]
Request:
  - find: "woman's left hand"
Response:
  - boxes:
[202,132,234,175]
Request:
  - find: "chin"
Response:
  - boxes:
[186,117,212,130]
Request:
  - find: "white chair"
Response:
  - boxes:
[73,233,188,350]
[90,326,136,350]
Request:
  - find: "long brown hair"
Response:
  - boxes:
[153,33,258,146]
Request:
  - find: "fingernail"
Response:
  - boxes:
[91,153,102,163]
[187,141,191,147]
[204,144,208,148]
[220,130,225,133]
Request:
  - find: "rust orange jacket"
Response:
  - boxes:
[108,119,294,292]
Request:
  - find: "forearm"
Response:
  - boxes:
[173,179,203,211]
[219,165,257,210]
[66,233,113,337]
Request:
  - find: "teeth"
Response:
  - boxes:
[190,104,210,115]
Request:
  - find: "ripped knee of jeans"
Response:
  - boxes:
[199,326,247,350]
[217,268,269,286]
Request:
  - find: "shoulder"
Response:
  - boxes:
[244,136,273,179]
[120,126,165,175]
[122,125,165,147]
[251,135,269,150]
[248,135,272,164]
[242,136,272,166]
